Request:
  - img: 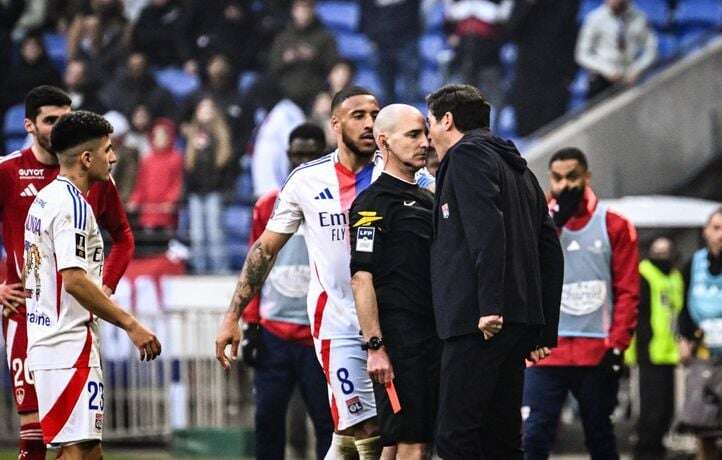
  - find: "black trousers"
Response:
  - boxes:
[437,324,533,460]
[634,363,676,459]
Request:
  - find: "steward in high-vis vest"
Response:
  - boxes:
[627,259,684,365]
[626,237,684,460]
[523,148,640,460]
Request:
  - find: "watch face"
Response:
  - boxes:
[369,337,383,350]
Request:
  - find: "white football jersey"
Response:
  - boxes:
[267,151,384,339]
[24,176,103,371]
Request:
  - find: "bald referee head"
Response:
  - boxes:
[374,104,429,180]
[51,110,115,191]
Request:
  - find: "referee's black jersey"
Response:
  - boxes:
[349,172,436,346]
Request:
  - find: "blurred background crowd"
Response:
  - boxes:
[1,1,722,458]
[1,0,721,276]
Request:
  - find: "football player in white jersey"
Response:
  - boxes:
[23,111,161,460]
[217,86,387,459]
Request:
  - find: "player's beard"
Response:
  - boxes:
[341,127,375,160]
[35,129,53,154]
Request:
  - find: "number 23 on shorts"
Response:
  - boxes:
[87,381,104,411]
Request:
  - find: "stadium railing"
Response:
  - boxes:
[0,276,252,450]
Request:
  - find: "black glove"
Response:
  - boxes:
[241,323,262,367]
[552,187,583,228]
[598,348,624,375]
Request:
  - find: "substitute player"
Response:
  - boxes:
[217,86,388,459]
[523,147,639,459]
[0,86,134,460]
[23,111,160,460]
[349,104,442,459]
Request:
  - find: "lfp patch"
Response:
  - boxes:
[75,233,86,258]
[356,227,375,253]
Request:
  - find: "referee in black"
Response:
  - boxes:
[350,104,441,460]
[426,84,564,459]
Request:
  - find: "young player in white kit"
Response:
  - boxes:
[217,87,387,459]
[23,111,161,460]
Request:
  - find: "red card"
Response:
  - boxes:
[386,381,401,414]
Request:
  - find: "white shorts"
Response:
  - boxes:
[33,366,104,446]
[315,337,376,431]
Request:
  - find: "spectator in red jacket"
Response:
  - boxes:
[523,147,639,460]
[127,118,183,230]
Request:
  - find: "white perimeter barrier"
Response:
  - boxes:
[0,275,252,442]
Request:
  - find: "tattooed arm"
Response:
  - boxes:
[215,230,291,369]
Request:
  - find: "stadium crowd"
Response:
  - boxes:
[2,0,722,459]
[0,0,681,275]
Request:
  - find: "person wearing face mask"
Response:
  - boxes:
[523,147,640,460]
[677,207,722,460]
[625,237,683,460]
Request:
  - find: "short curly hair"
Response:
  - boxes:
[50,111,113,154]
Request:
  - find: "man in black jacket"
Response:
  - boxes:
[426,84,564,460]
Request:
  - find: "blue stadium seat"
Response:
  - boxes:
[675,0,722,27]
[496,106,516,140]
[237,71,259,95]
[234,167,254,203]
[636,0,669,27]
[578,0,602,22]
[424,2,445,32]
[43,33,67,70]
[224,206,252,240]
[500,43,517,67]
[570,70,589,98]
[677,26,712,51]
[354,67,382,97]
[568,93,587,112]
[5,137,25,154]
[419,66,444,97]
[411,101,427,115]
[336,32,376,61]
[316,1,360,32]
[228,242,249,270]
[419,33,447,67]
[656,32,679,61]
[4,104,25,137]
[154,68,200,100]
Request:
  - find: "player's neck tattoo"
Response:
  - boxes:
[228,241,275,316]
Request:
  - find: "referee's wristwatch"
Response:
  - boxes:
[361,336,384,351]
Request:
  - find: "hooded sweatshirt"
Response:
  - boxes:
[128,118,184,229]
[431,128,564,344]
